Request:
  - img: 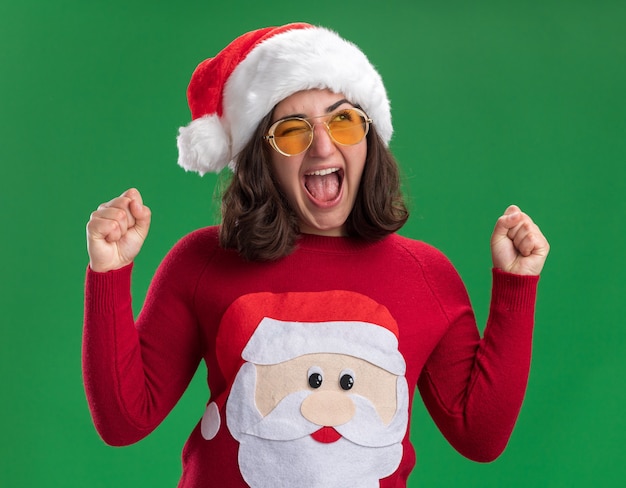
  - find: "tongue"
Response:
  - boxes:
[305,172,340,202]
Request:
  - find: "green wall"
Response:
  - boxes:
[2,0,624,486]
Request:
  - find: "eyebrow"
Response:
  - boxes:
[327,98,351,112]
[277,98,353,121]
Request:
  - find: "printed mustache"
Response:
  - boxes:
[239,381,408,448]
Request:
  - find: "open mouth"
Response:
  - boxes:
[304,167,343,204]
[311,426,342,444]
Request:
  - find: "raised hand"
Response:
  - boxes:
[86,188,152,273]
[491,205,550,276]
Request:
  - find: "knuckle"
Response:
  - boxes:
[113,208,128,222]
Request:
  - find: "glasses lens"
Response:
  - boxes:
[272,119,312,155]
[327,109,368,145]
[267,108,370,156]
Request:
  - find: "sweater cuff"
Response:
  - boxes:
[85,263,134,315]
[491,268,539,313]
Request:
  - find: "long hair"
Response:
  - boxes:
[219,113,408,261]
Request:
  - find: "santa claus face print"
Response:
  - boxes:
[268,89,367,237]
[202,290,409,487]
[226,354,408,487]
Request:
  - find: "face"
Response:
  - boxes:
[254,353,399,425]
[268,89,368,236]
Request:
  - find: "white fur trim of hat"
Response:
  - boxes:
[241,317,406,376]
[176,22,392,175]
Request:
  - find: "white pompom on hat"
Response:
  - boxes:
[177,22,392,175]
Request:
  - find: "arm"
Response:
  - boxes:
[417,206,549,462]
[82,189,202,445]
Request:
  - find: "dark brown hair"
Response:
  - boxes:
[219,112,409,261]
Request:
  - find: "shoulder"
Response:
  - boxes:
[386,233,471,309]
[175,225,220,249]
[386,233,467,291]
[387,234,455,271]
[162,226,223,268]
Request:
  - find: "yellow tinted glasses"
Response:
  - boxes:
[264,107,372,157]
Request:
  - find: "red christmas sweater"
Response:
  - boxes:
[83,227,539,487]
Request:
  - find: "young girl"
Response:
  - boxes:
[83,23,549,487]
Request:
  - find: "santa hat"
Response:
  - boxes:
[217,290,405,381]
[201,290,405,440]
[177,23,392,175]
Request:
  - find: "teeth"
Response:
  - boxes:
[307,167,340,176]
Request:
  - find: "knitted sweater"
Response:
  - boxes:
[83,227,539,487]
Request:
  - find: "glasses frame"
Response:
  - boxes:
[264,107,372,157]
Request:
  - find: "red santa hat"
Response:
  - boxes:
[177,23,392,175]
[200,290,405,440]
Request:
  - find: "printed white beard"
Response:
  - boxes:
[225,362,409,487]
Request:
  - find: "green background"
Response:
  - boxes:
[2,0,624,486]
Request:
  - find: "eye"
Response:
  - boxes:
[275,118,310,137]
[339,369,355,391]
[331,109,354,123]
[307,366,323,389]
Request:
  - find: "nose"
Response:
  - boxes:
[307,121,336,158]
[300,390,355,426]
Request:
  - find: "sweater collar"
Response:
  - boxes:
[295,232,389,254]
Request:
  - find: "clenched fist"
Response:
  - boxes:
[86,188,152,273]
[491,205,550,276]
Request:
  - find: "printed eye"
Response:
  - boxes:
[307,366,323,389]
[339,369,355,391]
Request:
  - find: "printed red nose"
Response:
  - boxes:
[311,426,342,444]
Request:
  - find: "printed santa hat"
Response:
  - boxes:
[201,290,405,440]
[177,22,392,175]
[217,290,405,382]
